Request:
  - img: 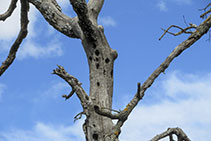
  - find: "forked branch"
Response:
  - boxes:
[150,128,191,141]
[0,0,18,21]
[159,24,197,40]
[88,0,104,20]
[69,0,97,41]
[0,0,29,76]
[52,65,89,109]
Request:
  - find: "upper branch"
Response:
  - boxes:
[69,0,97,41]
[52,65,89,109]
[150,127,191,141]
[159,24,197,40]
[0,0,18,21]
[28,0,81,38]
[88,0,104,20]
[95,14,211,137]
[0,0,29,77]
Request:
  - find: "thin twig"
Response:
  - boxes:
[159,25,197,40]
[150,127,191,141]
[0,0,18,21]
[0,0,29,76]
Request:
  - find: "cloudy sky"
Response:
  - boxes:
[0,0,211,140]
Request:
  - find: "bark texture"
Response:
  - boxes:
[1,1,211,141]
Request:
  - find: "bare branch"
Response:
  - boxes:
[62,88,75,100]
[69,0,97,41]
[0,0,18,21]
[199,2,211,19]
[106,15,211,137]
[74,111,85,122]
[28,0,81,38]
[150,127,191,141]
[88,0,104,20]
[200,9,211,19]
[159,24,197,40]
[0,0,29,77]
[94,105,119,119]
[52,65,89,108]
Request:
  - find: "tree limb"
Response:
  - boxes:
[100,14,211,137]
[69,0,97,41]
[159,24,197,40]
[199,2,211,18]
[0,0,18,21]
[150,128,191,141]
[28,0,81,38]
[52,65,89,109]
[0,0,29,77]
[88,0,104,20]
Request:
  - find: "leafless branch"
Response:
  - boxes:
[150,127,191,141]
[52,65,89,109]
[88,0,104,20]
[62,88,75,100]
[159,24,197,40]
[94,105,119,119]
[74,111,85,122]
[0,0,18,21]
[28,0,81,38]
[69,0,97,41]
[0,0,29,77]
[199,3,211,19]
[103,14,211,138]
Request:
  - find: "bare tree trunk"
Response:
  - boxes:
[81,26,117,141]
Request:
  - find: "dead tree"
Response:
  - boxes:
[1,1,211,141]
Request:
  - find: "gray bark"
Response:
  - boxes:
[1,0,211,141]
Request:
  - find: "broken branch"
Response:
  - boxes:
[52,65,89,108]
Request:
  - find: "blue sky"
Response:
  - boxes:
[0,0,211,140]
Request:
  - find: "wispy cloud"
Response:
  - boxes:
[98,16,117,27]
[43,82,69,99]
[17,39,63,60]
[0,121,85,141]
[120,71,211,141]
[157,0,192,11]
[157,0,167,12]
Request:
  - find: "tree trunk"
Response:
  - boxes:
[82,26,118,141]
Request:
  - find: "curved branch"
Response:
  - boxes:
[0,0,18,21]
[150,127,191,141]
[52,65,89,109]
[159,24,197,40]
[0,0,29,77]
[88,0,104,20]
[28,0,81,38]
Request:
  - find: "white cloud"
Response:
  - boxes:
[120,71,211,141]
[0,1,20,40]
[0,1,37,41]
[17,39,63,60]
[1,71,210,141]
[157,0,167,12]
[0,121,85,141]
[44,82,69,99]
[98,16,117,27]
